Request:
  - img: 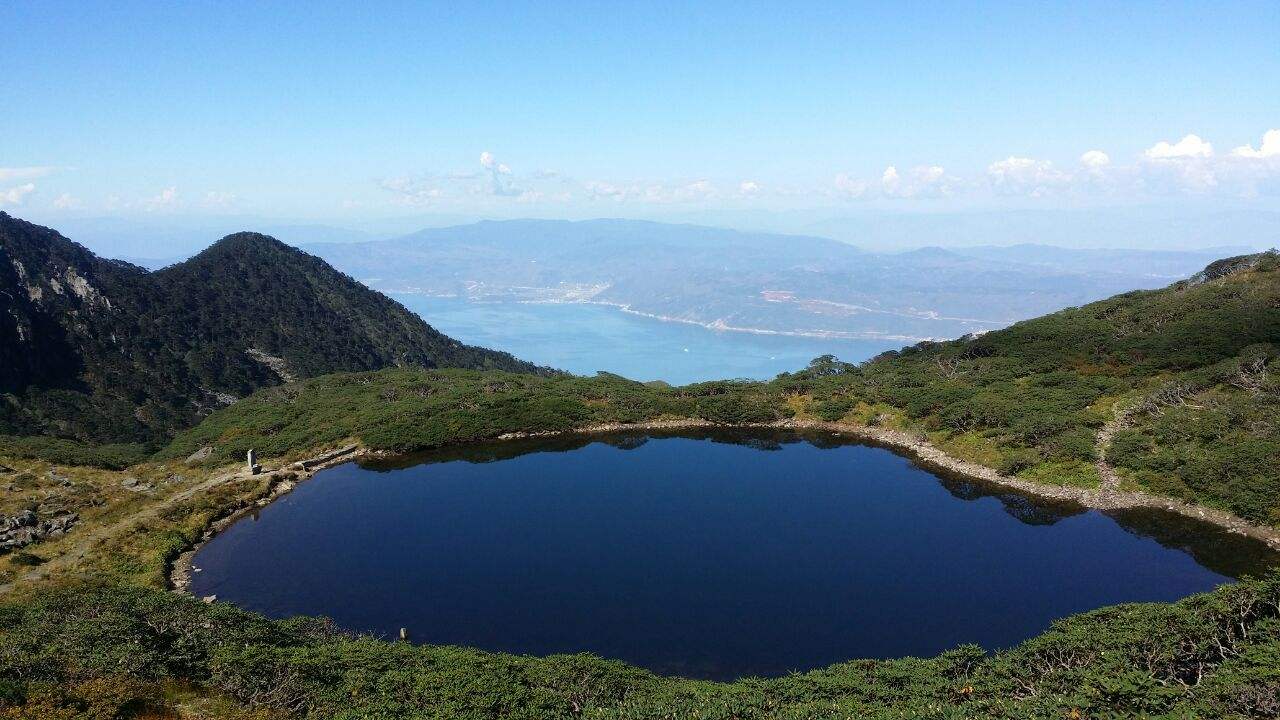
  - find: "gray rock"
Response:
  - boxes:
[1,510,37,531]
[185,446,214,465]
[0,509,79,552]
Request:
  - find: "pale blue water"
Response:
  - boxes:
[395,295,901,384]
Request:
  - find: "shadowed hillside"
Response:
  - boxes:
[0,213,544,446]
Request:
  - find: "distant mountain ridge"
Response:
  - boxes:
[305,218,1243,341]
[0,213,542,444]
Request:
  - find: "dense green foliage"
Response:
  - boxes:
[161,370,786,464]
[0,213,544,448]
[0,435,150,471]
[774,251,1280,523]
[2,574,1278,718]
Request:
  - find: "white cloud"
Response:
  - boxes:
[585,181,628,200]
[580,179,721,204]
[1138,135,1220,193]
[479,151,520,196]
[1145,134,1213,159]
[881,166,901,194]
[379,175,444,206]
[52,193,81,209]
[371,126,1280,210]
[144,187,179,210]
[0,167,56,183]
[681,179,714,197]
[832,173,867,198]
[201,191,236,208]
[0,183,36,206]
[479,151,512,175]
[987,156,1068,196]
[1232,129,1280,159]
[1080,150,1110,167]
[881,165,957,198]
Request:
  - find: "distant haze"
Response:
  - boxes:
[29,205,1276,263]
[301,218,1250,343]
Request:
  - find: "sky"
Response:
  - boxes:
[2,1,1279,232]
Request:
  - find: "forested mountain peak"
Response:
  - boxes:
[0,215,544,446]
[190,230,294,257]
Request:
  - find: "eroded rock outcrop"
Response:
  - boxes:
[0,509,79,553]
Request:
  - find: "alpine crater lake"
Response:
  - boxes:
[190,431,1276,680]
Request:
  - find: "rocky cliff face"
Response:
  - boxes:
[0,213,545,445]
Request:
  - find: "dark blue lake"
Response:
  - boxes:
[191,431,1275,680]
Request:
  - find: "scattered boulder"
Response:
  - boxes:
[2,510,37,531]
[0,509,79,553]
[185,446,215,465]
[120,476,154,492]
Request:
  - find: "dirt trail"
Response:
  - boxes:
[0,468,247,595]
[1095,406,1128,492]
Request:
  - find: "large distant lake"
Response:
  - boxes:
[394,295,903,383]
[191,431,1274,680]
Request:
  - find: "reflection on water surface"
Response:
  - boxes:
[193,431,1276,680]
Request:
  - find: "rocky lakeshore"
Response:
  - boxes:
[499,417,1280,552]
[167,444,362,593]
[170,412,1280,597]
[170,418,1280,598]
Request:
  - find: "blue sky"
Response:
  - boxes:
[3,1,1278,224]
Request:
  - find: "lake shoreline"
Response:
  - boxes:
[499,418,1280,552]
[167,445,370,595]
[167,417,1280,595]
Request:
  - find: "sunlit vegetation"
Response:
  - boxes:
[2,574,1278,718]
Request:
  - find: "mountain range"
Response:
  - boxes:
[304,219,1246,341]
[0,213,541,445]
